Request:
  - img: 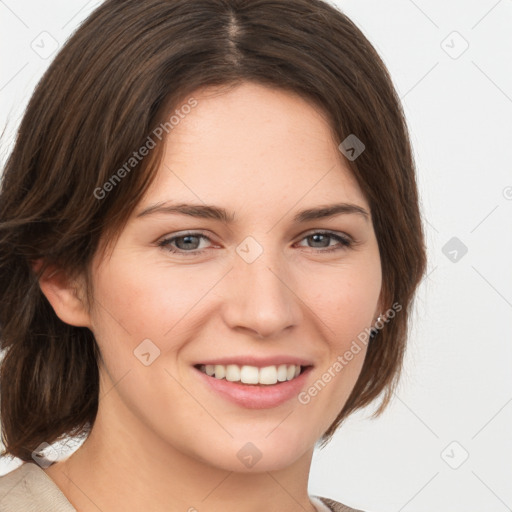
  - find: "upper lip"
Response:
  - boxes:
[194,356,314,368]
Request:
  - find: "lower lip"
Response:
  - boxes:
[194,366,313,409]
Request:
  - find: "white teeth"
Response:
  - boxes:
[214,364,226,379]
[240,365,259,384]
[225,364,241,382]
[259,366,278,385]
[277,364,288,382]
[199,363,303,385]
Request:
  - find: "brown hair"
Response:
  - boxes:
[0,0,427,462]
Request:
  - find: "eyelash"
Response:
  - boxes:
[157,230,353,256]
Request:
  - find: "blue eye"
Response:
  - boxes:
[157,231,352,256]
[160,233,207,252]
[296,232,352,253]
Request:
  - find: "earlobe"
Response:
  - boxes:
[31,258,92,328]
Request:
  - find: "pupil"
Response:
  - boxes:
[310,234,328,247]
[177,235,199,250]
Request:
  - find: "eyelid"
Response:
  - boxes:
[156,228,352,243]
[294,230,353,252]
[156,229,215,247]
[157,229,354,256]
[297,228,352,242]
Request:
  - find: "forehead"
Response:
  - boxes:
[142,82,368,214]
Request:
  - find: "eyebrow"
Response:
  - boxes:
[136,202,370,223]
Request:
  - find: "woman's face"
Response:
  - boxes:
[87,81,382,472]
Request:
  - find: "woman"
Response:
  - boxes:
[0,1,427,511]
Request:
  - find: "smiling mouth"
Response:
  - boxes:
[194,363,309,386]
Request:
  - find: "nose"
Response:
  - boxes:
[221,244,302,339]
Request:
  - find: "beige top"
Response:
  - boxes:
[0,462,364,512]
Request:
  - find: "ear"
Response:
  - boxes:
[31,258,92,328]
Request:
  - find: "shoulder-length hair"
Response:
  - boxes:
[0,0,427,461]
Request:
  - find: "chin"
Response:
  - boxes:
[192,427,315,473]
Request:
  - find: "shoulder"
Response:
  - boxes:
[314,495,367,512]
[0,462,76,512]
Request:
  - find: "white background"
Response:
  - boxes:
[1,1,511,511]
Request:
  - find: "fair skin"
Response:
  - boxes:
[39,82,382,512]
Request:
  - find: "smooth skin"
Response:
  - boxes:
[39,82,383,512]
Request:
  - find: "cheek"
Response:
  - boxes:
[84,243,382,468]
[90,245,381,375]
[90,257,221,350]
[293,257,380,424]
[302,256,382,341]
